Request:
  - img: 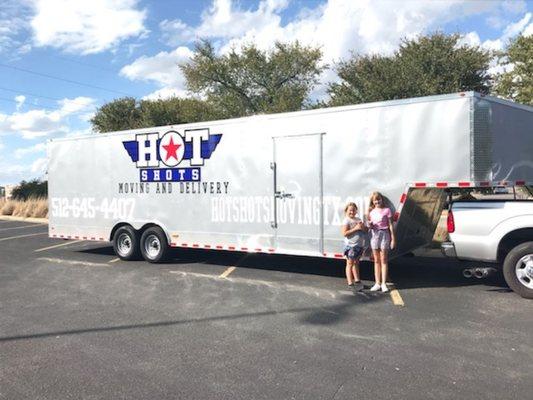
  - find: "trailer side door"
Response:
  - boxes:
[272,133,324,255]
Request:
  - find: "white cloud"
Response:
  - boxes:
[0,0,32,56]
[120,47,193,98]
[142,87,189,101]
[160,0,289,45]
[30,157,48,175]
[131,0,501,99]
[524,22,533,36]
[482,12,532,51]
[14,142,47,159]
[30,0,148,55]
[15,95,26,111]
[0,163,28,184]
[57,97,95,115]
[0,96,96,139]
[501,0,527,14]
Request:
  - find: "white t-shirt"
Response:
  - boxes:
[342,217,368,247]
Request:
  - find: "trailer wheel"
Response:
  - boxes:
[140,227,170,263]
[113,226,141,261]
[503,241,533,299]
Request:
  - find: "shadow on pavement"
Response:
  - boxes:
[0,299,379,343]
[77,246,509,292]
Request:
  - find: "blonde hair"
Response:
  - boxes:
[368,191,384,213]
[344,202,357,213]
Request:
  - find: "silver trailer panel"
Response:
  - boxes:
[48,92,533,258]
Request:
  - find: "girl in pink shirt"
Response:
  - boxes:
[367,192,396,292]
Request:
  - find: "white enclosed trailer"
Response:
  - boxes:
[48,92,533,262]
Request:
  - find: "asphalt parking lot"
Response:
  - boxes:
[0,219,531,400]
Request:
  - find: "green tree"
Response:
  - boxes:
[180,40,324,118]
[139,97,219,127]
[91,97,219,133]
[91,97,142,133]
[328,33,492,106]
[11,179,47,200]
[493,34,533,105]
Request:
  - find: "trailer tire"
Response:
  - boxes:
[503,241,533,299]
[140,227,170,263]
[113,226,141,261]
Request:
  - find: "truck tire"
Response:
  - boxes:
[113,225,141,261]
[503,241,533,299]
[140,227,170,263]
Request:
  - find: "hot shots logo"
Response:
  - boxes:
[122,128,222,182]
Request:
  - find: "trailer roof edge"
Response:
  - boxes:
[48,92,531,143]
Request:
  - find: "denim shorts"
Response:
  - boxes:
[370,229,391,250]
[343,245,365,260]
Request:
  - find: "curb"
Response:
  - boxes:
[0,215,48,224]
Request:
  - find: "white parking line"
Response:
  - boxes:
[0,224,44,232]
[34,240,85,252]
[169,269,338,299]
[0,232,47,242]
[109,258,120,263]
[37,257,110,268]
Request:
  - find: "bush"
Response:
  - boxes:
[0,198,47,218]
[1,200,15,215]
[11,179,48,201]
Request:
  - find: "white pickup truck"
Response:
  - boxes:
[441,188,533,299]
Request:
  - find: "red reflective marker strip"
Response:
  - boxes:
[458,182,470,187]
[241,247,248,251]
[393,212,400,221]
[216,245,224,249]
[192,244,199,248]
[480,181,490,187]
[436,182,448,187]
[228,246,236,250]
[334,253,344,259]
[399,193,407,203]
[268,248,275,252]
[254,248,262,252]
[516,180,525,185]
[203,245,211,249]
[414,182,426,187]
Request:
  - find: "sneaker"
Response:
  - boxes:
[381,283,389,293]
[370,283,380,291]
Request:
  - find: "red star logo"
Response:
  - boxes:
[162,137,181,162]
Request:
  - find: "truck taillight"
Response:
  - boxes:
[447,210,455,233]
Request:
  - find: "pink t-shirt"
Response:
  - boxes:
[369,207,392,230]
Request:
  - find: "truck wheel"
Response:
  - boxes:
[503,242,533,299]
[113,226,141,261]
[140,227,170,263]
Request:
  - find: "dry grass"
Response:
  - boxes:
[0,197,48,218]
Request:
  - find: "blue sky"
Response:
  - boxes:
[0,0,531,186]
